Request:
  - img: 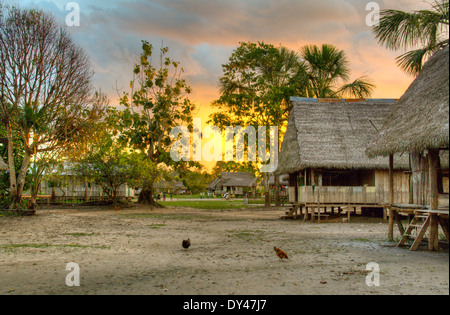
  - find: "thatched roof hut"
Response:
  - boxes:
[221,172,257,188]
[365,47,449,248]
[277,98,409,175]
[206,177,222,191]
[207,172,257,195]
[367,46,449,157]
[155,180,186,192]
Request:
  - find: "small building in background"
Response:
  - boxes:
[207,172,257,196]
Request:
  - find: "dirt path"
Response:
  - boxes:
[0,205,448,295]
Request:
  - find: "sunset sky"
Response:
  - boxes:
[7,0,431,170]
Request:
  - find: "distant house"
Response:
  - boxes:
[25,163,135,200]
[154,180,187,194]
[276,97,412,216]
[38,178,135,200]
[206,177,223,195]
[207,172,257,196]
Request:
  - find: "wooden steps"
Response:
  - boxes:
[280,203,300,219]
[397,210,431,251]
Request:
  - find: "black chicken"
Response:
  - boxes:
[182,238,191,250]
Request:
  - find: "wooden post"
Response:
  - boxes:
[388,154,395,241]
[428,149,440,251]
[311,169,316,222]
[294,173,299,203]
[264,173,270,207]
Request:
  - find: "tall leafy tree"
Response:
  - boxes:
[119,41,197,206]
[209,42,374,205]
[300,44,376,98]
[373,0,449,76]
[209,42,308,206]
[0,5,106,208]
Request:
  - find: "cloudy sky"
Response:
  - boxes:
[7,0,429,119]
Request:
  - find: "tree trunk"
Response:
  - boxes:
[15,150,31,204]
[6,123,17,206]
[51,186,56,201]
[274,174,281,206]
[30,179,41,211]
[138,182,162,208]
[264,173,270,207]
[84,180,90,202]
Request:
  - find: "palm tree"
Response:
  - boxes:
[300,44,375,98]
[373,0,449,76]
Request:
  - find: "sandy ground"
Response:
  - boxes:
[0,204,448,295]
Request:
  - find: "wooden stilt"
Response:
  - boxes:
[428,149,440,251]
[388,154,395,241]
[429,214,439,251]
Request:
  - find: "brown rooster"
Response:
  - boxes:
[114,205,120,211]
[274,247,288,260]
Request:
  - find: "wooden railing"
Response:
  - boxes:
[292,186,409,205]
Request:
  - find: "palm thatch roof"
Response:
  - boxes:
[367,46,449,157]
[206,172,257,191]
[155,180,186,190]
[221,172,257,187]
[276,97,410,175]
[206,177,222,191]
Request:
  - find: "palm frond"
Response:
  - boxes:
[395,46,436,76]
[337,76,376,99]
[374,9,425,51]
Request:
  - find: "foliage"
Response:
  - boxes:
[181,170,214,194]
[210,41,307,131]
[119,41,198,205]
[300,44,376,98]
[73,137,145,203]
[209,42,310,206]
[211,161,258,178]
[373,0,449,76]
[0,5,107,208]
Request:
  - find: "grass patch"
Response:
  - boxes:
[162,200,249,209]
[351,238,371,242]
[120,213,243,222]
[63,233,96,237]
[0,243,109,250]
[227,229,266,242]
[148,224,166,229]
